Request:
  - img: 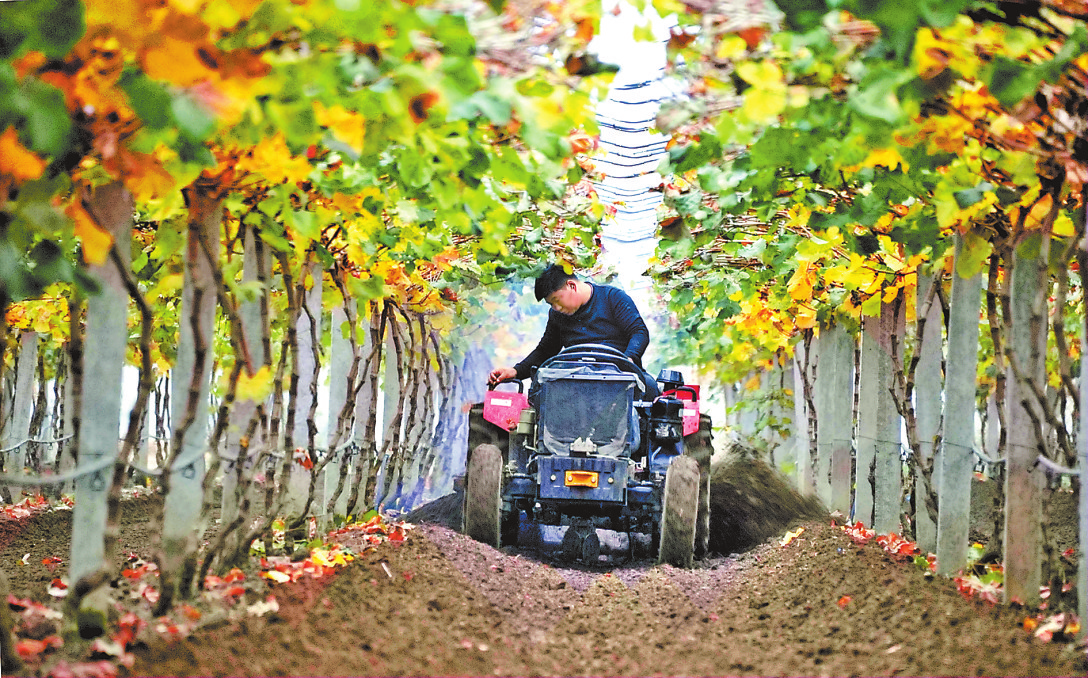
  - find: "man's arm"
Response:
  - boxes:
[609,288,650,362]
[512,314,563,379]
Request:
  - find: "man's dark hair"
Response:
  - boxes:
[534,263,577,301]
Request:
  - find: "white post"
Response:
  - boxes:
[322,300,353,526]
[4,331,38,501]
[1079,220,1086,635]
[914,273,943,554]
[70,183,131,586]
[817,323,853,515]
[936,234,982,575]
[1003,241,1047,605]
[872,301,903,535]
[220,225,267,560]
[163,190,221,581]
[285,261,322,516]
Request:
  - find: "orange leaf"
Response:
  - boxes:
[180,604,201,621]
[66,199,114,266]
[140,34,216,86]
[837,595,852,609]
[0,126,47,182]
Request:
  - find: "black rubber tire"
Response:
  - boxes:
[658,455,699,568]
[463,444,502,548]
[500,509,519,547]
[467,403,508,459]
[685,413,713,559]
[560,526,580,560]
[581,530,600,564]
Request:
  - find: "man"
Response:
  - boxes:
[488,264,659,398]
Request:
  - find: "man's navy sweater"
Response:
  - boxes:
[513,283,650,380]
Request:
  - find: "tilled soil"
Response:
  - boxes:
[126,520,1084,677]
[0,468,1083,676]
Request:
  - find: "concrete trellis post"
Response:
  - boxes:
[872,302,903,535]
[1003,243,1047,605]
[793,338,817,496]
[857,301,902,533]
[350,307,380,511]
[163,191,221,581]
[220,225,267,560]
[1079,239,1087,636]
[285,261,322,516]
[4,330,38,501]
[70,183,132,586]
[816,323,853,515]
[323,300,353,525]
[855,322,880,526]
[936,235,982,575]
[914,273,943,554]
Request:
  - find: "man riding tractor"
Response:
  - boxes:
[465,265,711,566]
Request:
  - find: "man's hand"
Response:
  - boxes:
[488,366,517,386]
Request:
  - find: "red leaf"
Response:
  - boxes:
[837,595,852,609]
[16,634,62,661]
[409,92,438,124]
[735,26,767,50]
[223,567,246,583]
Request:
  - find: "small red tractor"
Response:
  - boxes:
[463,344,711,567]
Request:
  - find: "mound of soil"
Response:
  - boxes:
[706,443,827,555]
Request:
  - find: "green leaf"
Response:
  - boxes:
[676,135,722,173]
[13,76,72,156]
[986,57,1040,108]
[120,71,173,129]
[953,182,993,209]
[0,0,84,59]
[956,231,992,279]
[171,94,215,142]
[848,71,907,124]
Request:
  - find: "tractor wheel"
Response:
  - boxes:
[463,444,502,548]
[658,455,699,568]
[685,413,713,559]
[467,404,507,459]
[501,508,520,547]
[581,530,601,564]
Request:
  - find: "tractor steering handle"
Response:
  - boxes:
[542,343,637,371]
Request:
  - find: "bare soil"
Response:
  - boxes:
[0,459,1083,677]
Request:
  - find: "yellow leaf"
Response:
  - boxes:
[715,35,747,60]
[787,263,816,302]
[66,200,114,266]
[736,60,782,86]
[633,22,656,42]
[1052,212,1075,237]
[314,102,366,154]
[0,127,47,182]
[235,365,274,403]
[742,87,787,122]
[794,306,816,330]
[743,373,762,391]
[237,133,312,185]
[261,570,290,583]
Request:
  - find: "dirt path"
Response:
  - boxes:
[0,474,1083,676]
[125,519,1084,677]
